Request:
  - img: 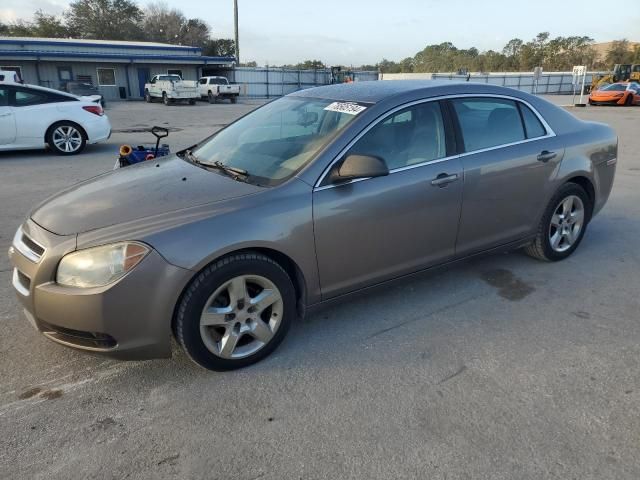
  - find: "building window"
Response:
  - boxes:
[97,68,116,86]
[58,66,72,81]
[168,69,183,78]
[58,66,73,89]
[1,66,23,81]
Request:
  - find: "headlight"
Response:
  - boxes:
[56,242,149,288]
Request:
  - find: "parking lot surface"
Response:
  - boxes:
[1,96,639,479]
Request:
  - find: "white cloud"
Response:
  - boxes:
[1,0,68,22]
[0,8,18,22]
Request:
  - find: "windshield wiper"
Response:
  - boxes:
[182,150,249,182]
[212,161,249,181]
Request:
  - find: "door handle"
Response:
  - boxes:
[431,173,459,187]
[537,150,557,163]
[0,113,11,117]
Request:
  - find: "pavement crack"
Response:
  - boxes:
[366,294,483,339]
[436,365,467,385]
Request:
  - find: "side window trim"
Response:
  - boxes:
[517,101,547,139]
[314,94,555,190]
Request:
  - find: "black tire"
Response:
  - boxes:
[524,183,592,262]
[230,96,237,104]
[175,252,296,371]
[625,94,634,106]
[189,99,196,105]
[144,90,152,103]
[208,91,215,104]
[46,121,87,155]
[163,92,170,106]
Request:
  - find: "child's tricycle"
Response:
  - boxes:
[114,126,171,169]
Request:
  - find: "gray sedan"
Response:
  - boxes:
[8,81,617,370]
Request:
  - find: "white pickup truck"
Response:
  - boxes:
[198,76,241,103]
[144,74,199,105]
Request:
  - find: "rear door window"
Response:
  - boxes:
[451,98,525,152]
[518,103,546,139]
[13,89,49,107]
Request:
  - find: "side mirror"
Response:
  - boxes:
[331,154,389,183]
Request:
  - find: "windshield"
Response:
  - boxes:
[601,83,627,91]
[191,96,369,186]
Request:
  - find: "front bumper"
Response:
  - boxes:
[589,97,625,106]
[8,219,192,360]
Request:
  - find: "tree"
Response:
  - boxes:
[179,18,210,48]
[32,10,70,37]
[142,2,185,44]
[292,60,326,69]
[65,0,144,40]
[203,39,236,57]
[378,59,401,73]
[606,40,634,65]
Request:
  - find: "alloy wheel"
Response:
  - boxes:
[199,275,283,359]
[549,195,585,253]
[52,126,83,153]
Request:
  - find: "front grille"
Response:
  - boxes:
[13,228,46,263]
[16,269,30,289]
[40,321,117,351]
[21,234,45,257]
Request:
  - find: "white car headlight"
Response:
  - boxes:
[56,242,150,288]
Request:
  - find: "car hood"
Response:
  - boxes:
[31,156,264,235]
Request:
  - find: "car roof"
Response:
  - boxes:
[8,83,79,99]
[290,80,533,104]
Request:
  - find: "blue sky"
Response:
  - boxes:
[1,0,638,65]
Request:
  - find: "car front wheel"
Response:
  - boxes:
[524,183,591,261]
[175,253,296,371]
[47,122,86,155]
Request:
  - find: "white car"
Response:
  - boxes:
[144,74,199,105]
[198,76,241,103]
[0,83,111,155]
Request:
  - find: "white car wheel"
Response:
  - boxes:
[47,122,86,155]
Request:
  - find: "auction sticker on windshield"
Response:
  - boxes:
[324,102,368,115]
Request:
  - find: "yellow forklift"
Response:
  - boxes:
[591,64,640,91]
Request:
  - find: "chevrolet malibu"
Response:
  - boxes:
[8,81,617,370]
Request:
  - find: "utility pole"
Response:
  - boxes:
[234,0,240,64]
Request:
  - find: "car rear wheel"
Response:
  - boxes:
[175,253,296,371]
[144,90,152,103]
[189,99,196,105]
[625,94,634,106]
[208,91,215,104]
[524,183,591,261]
[47,122,86,155]
[163,92,170,106]
[231,96,237,104]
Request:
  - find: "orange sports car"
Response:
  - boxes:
[589,82,640,106]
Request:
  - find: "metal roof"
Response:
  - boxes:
[0,49,235,64]
[0,37,200,52]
